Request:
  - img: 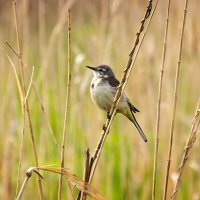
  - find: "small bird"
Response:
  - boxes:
[86,64,147,142]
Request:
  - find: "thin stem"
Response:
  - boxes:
[58,9,72,200]
[80,149,90,200]
[12,1,43,199]
[171,100,200,199]
[16,176,30,200]
[163,0,189,199]
[152,0,171,199]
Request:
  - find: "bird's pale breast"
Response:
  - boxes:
[90,77,127,112]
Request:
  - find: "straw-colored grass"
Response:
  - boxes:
[163,0,189,199]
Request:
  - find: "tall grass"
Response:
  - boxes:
[12,0,43,198]
[152,0,171,198]
[163,0,189,199]
[0,0,200,199]
[58,9,72,200]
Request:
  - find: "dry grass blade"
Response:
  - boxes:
[37,167,106,200]
[171,100,200,199]
[3,50,23,111]
[58,9,72,199]
[152,0,171,199]
[24,66,34,104]
[163,0,189,199]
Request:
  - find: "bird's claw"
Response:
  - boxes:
[107,112,111,120]
[103,124,107,132]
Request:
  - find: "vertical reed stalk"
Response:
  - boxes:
[152,0,171,199]
[171,100,200,199]
[58,9,72,200]
[12,4,26,196]
[80,149,91,200]
[163,0,189,199]
[12,1,43,199]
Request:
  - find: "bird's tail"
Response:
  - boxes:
[130,111,147,142]
[120,100,147,142]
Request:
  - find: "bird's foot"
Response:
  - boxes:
[103,124,107,132]
[107,112,111,120]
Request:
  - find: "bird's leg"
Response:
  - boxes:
[103,111,116,132]
[103,124,111,133]
[107,111,117,119]
[107,112,111,120]
[103,124,107,132]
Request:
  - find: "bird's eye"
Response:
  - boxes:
[99,68,106,72]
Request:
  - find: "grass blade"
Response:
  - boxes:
[152,0,171,199]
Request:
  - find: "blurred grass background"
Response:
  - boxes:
[0,0,200,199]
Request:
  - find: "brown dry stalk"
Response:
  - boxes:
[12,1,44,199]
[76,149,91,200]
[81,149,91,200]
[163,0,189,199]
[88,0,154,186]
[171,100,200,199]
[152,0,171,199]
[58,9,72,200]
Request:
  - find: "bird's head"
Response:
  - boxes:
[86,65,115,78]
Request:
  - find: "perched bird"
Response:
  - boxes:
[86,64,147,142]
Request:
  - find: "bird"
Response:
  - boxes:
[86,64,147,142]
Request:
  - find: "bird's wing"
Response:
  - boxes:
[104,76,120,87]
[105,76,139,113]
[127,99,140,113]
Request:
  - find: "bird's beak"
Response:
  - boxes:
[86,66,97,71]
